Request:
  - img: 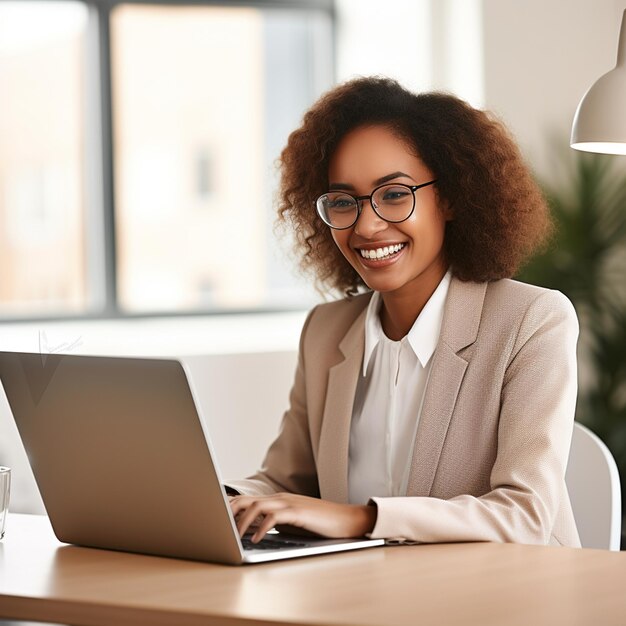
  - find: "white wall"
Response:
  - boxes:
[336,0,626,176]
[336,0,484,106]
[482,0,626,177]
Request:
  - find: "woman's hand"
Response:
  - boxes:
[229,493,377,543]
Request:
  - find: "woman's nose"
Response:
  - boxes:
[353,199,387,238]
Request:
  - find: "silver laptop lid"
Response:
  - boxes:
[0,351,246,564]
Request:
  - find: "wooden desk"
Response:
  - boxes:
[0,514,625,626]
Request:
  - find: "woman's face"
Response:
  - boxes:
[328,124,451,296]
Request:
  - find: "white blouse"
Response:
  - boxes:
[347,271,452,505]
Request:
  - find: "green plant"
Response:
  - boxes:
[517,150,626,525]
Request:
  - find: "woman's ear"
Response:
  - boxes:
[435,188,453,221]
[439,197,454,221]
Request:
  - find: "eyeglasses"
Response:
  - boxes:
[315,180,437,230]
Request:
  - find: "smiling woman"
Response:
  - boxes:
[324,125,450,337]
[225,77,581,549]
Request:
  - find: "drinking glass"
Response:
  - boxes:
[0,466,10,540]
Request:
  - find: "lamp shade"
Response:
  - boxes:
[571,9,626,155]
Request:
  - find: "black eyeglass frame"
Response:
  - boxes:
[315,180,438,230]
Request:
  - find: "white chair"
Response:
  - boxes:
[565,422,622,550]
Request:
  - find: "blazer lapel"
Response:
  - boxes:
[317,305,368,504]
[406,277,488,496]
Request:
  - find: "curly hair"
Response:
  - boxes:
[277,76,552,296]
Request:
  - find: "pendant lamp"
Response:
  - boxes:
[571,10,626,155]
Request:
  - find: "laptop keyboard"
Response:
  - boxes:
[242,535,309,551]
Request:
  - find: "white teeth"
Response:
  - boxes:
[359,243,405,260]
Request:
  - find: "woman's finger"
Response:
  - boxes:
[230,496,258,524]
[236,499,284,537]
[251,512,279,543]
[234,509,262,530]
[229,496,247,516]
[234,502,260,536]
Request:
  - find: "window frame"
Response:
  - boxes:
[0,0,335,323]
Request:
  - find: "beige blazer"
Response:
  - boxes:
[226,277,581,547]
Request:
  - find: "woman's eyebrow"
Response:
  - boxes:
[375,171,414,185]
[328,171,414,191]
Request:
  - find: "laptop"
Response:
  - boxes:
[0,350,384,565]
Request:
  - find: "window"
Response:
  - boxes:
[0,0,333,320]
[0,1,90,317]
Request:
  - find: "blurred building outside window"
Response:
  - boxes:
[0,1,88,318]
